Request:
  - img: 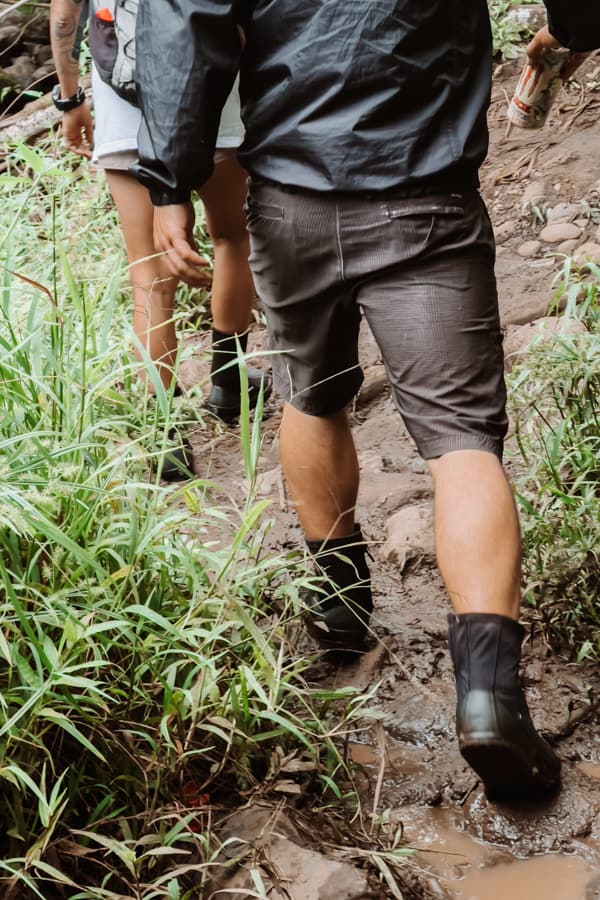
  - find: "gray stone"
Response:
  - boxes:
[494,221,516,244]
[517,240,541,259]
[556,239,581,254]
[214,806,370,899]
[574,241,600,266]
[546,202,581,224]
[382,502,435,571]
[521,180,548,210]
[358,472,431,515]
[539,222,582,244]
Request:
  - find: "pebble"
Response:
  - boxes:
[381,502,435,571]
[521,180,547,210]
[517,240,541,259]
[574,241,600,266]
[494,221,516,244]
[539,222,582,244]
[546,202,580,224]
[556,239,580,254]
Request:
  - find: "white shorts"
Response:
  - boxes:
[91,65,244,170]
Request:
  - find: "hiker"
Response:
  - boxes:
[132,1,599,799]
[49,0,270,479]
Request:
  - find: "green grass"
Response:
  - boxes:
[488,0,542,58]
[0,140,385,898]
[508,272,600,662]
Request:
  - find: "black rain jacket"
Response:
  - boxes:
[134,1,600,206]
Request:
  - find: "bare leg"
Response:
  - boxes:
[107,170,178,390]
[429,450,521,620]
[198,154,255,334]
[279,403,359,540]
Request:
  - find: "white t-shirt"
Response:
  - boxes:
[90,1,243,163]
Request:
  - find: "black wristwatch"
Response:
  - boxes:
[52,84,86,112]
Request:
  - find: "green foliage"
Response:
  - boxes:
[488,0,541,59]
[0,142,372,898]
[509,277,600,661]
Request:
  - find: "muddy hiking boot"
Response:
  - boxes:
[303,527,373,655]
[448,613,561,801]
[206,328,272,423]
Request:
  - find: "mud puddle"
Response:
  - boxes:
[397,806,599,900]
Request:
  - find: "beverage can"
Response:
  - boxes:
[507,49,570,129]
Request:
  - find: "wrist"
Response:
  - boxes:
[52,84,86,112]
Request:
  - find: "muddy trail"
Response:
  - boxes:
[175,57,600,899]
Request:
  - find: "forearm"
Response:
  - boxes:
[49,0,84,96]
[134,0,241,205]
[543,0,600,51]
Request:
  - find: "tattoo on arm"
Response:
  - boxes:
[50,0,85,86]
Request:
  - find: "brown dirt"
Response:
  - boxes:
[177,52,600,899]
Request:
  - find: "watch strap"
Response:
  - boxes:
[52,84,86,112]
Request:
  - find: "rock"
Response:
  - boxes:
[356,365,388,408]
[521,180,548,210]
[503,316,588,371]
[508,4,547,31]
[4,54,35,86]
[256,465,282,497]
[494,221,516,244]
[358,472,431,514]
[539,223,582,244]
[382,502,435,571]
[407,456,429,475]
[546,203,581,224]
[517,240,541,259]
[573,218,589,230]
[596,224,600,243]
[0,24,21,52]
[574,241,600,266]
[213,805,369,900]
[556,239,580,254]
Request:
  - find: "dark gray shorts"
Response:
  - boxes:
[246,181,507,460]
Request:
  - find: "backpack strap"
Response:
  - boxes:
[71,0,90,61]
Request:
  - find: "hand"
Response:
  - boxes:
[527,26,590,80]
[62,104,94,159]
[153,202,213,287]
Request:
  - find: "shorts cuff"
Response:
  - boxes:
[420,434,504,461]
[283,372,364,417]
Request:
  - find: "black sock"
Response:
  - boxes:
[306,527,372,618]
[211,328,249,392]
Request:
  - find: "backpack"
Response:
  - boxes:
[76,0,139,105]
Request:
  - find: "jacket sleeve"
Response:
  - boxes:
[544,1,600,52]
[133,0,241,205]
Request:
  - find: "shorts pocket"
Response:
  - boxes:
[244,196,285,226]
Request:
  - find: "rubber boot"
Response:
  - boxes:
[159,429,194,482]
[206,329,272,423]
[448,613,561,800]
[304,526,373,654]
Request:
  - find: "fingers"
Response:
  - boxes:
[153,204,213,286]
[166,240,212,286]
[526,26,560,70]
[62,109,93,159]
